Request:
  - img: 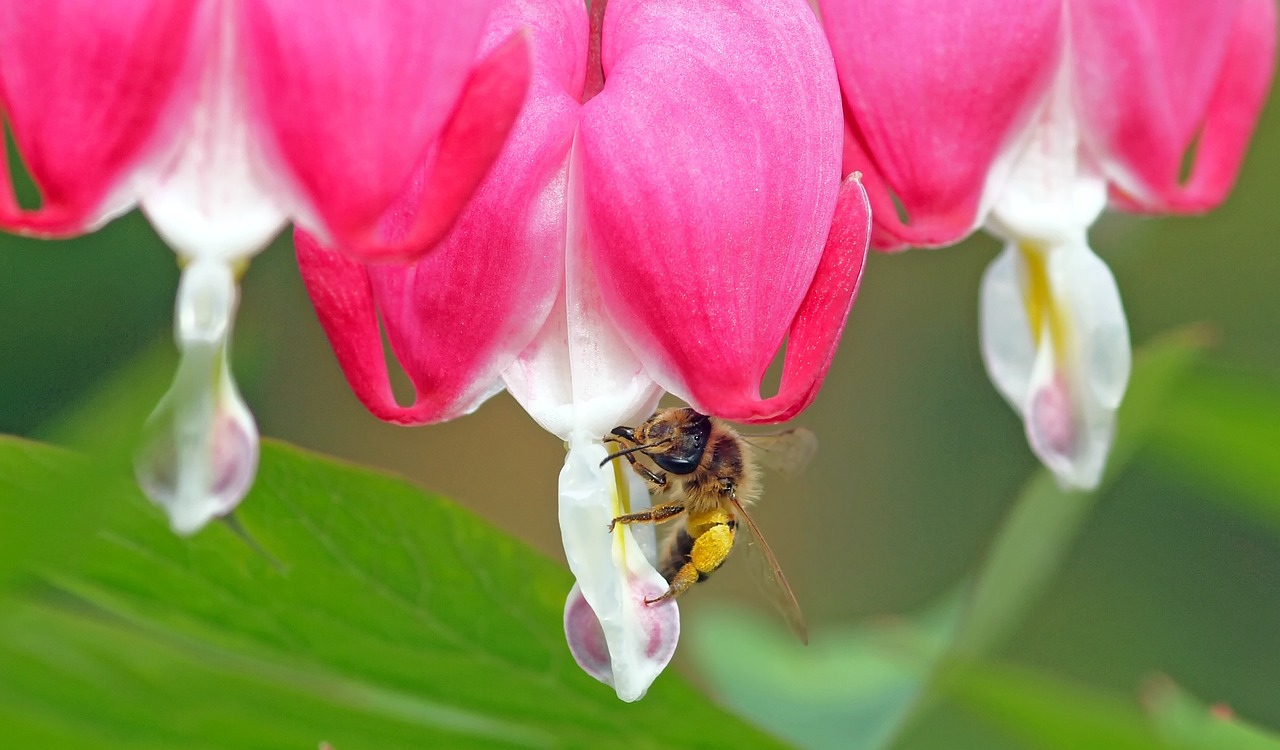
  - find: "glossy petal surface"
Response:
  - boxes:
[0,0,203,234]
[244,0,527,258]
[295,0,584,425]
[1073,0,1277,212]
[580,0,850,423]
[821,0,1062,249]
[502,139,668,702]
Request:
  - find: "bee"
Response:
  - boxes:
[602,407,816,643]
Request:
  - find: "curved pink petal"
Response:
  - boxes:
[295,0,585,425]
[243,0,529,259]
[712,176,870,423]
[842,122,911,252]
[1074,0,1277,212]
[0,0,203,235]
[820,0,1063,249]
[580,0,845,423]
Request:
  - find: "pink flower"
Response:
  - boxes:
[821,0,1276,488]
[297,0,870,700]
[0,0,530,531]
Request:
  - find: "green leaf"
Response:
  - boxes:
[690,596,960,750]
[0,437,793,750]
[1142,675,1280,750]
[948,661,1167,750]
[949,664,1280,750]
[1145,365,1280,534]
[952,326,1208,658]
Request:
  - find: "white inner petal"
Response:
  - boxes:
[979,243,1036,411]
[504,134,662,439]
[986,61,1107,247]
[979,239,1130,491]
[137,0,287,261]
[501,133,674,700]
[559,434,677,701]
[979,53,1132,491]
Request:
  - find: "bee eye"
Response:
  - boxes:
[653,451,701,475]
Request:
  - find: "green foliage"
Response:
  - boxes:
[952,664,1280,750]
[0,437,792,750]
[1142,675,1280,750]
[952,660,1280,747]
[689,328,1279,750]
[1146,365,1280,534]
[953,326,1210,659]
[690,595,959,750]
[951,662,1168,750]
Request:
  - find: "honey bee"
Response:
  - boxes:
[602,407,816,643]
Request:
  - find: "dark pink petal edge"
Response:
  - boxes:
[703,174,871,424]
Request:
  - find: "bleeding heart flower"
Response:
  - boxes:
[297,0,870,700]
[821,0,1276,489]
[0,0,530,532]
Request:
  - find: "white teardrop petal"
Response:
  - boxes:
[135,260,259,533]
[559,435,678,702]
[980,243,1037,412]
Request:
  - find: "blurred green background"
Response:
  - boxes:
[2,80,1279,750]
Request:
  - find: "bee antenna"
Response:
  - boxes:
[599,438,671,468]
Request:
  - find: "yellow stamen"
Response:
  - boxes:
[610,452,632,560]
[1018,243,1070,361]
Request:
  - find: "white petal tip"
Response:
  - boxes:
[564,579,679,702]
[1026,375,1112,493]
[136,261,259,535]
[135,403,259,535]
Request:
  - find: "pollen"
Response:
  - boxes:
[1018,242,1071,361]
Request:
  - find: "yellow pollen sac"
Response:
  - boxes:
[1018,243,1071,360]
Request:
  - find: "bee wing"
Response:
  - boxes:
[742,427,817,478]
[729,495,809,645]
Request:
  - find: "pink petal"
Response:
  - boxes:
[0,0,204,234]
[714,176,871,423]
[295,232,416,423]
[820,0,1063,249]
[243,0,529,259]
[580,0,847,423]
[296,227,534,425]
[294,0,585,425]
[1074,0,1277,212]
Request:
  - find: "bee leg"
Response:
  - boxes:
[648,563,699,604]
[623,452,668,491]
[608,502,685,532]
[647,522,735,605]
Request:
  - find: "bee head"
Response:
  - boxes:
[645,409,711,475]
